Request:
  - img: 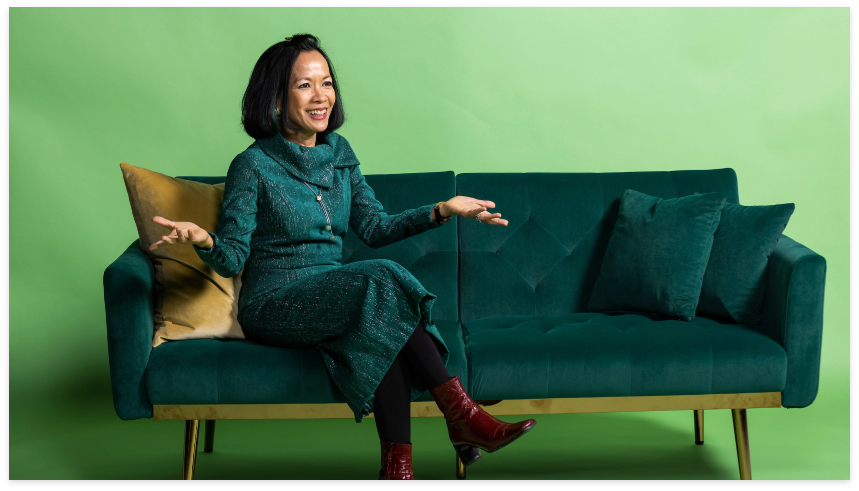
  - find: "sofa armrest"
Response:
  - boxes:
[103,240,155,419]
[759,234,827,408]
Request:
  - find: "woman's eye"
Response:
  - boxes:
[298,83,309,88]
[323,81,332,87]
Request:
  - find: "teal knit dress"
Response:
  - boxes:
[193,131,450,423]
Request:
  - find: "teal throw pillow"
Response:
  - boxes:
[587,189,727,321]
[693,194,795,324]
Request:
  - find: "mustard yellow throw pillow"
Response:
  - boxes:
[120,162,244,348]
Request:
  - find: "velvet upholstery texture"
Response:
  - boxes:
[105,167,827,420]
[463,312,787,401]
[694,195,796,324]
[119,163,244,347]
[758,235,827,408]
[104,240,156,420]
[145,320,467,405]
[456,169,739,324]
[587,189,727,321]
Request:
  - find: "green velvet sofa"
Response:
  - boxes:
[104,168,826,480]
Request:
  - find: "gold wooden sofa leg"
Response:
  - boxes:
[183,420,200,480]
[732,409,752,480]
[204,420,216,453]
[693,409,704,445]
[456,453,466,479]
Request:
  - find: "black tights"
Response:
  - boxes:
[373,321,452,444]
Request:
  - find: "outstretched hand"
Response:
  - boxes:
[441,196,509,226]
[149,216,213,250]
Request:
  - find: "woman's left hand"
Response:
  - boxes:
[440,197,509,226]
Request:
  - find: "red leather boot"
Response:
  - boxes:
[429,376,536,467]
[378,441,414,480]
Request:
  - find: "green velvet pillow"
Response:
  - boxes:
[693,194,795,324]
[587,189,727,321]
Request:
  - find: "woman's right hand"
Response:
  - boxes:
[149,216,213,251]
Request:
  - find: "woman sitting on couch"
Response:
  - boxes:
[147,33,536,480]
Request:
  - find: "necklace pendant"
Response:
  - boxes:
[316,195,322,201]
[329,234,336,241]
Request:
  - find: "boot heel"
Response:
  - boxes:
[454,445,482,466]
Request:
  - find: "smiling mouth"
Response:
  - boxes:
[307,108,328,119]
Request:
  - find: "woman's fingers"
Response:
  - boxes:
[149,230,193,250]
[466,206,487,218]
[152,216,187,242]
[472,198,503,224]
[477,212,508,226]
[150,235,175,250]
[477,211,502,221]
[152,216,176,228]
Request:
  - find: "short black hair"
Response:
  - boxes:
[241,34,345,140]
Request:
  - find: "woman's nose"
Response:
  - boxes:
[311,86,327,103]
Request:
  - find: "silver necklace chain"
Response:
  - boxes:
[301,181,335,241]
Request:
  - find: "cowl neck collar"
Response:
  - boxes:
[256,131,358,189]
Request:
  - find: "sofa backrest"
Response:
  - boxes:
[456,168,740,323]
[182,169,738,325]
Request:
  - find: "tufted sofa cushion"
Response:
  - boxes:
[145,319,467,405]
[463,312,787,401]
[456,169,740,324]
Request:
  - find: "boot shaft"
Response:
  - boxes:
[379,441,414,480]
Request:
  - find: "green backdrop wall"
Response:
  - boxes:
[10,7,848,479]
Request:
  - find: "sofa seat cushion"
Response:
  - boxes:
[145,320,467,405]
[463,312,786,401]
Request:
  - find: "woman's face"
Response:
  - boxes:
[279,50,336,141]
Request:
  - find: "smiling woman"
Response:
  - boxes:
[241,35,346,145]
[147,33,530,480]
[278,50,336,145]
